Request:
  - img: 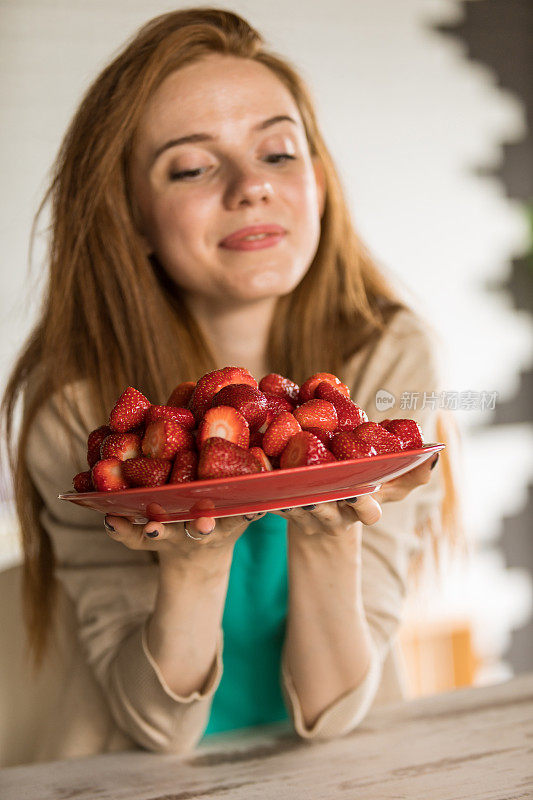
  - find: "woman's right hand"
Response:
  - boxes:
[103,511,266,562]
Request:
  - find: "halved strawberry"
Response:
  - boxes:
[197,406,250,449]
[380,419,423,450]
[258,373,299,403]
[109,387,151,433]
[249,446,273,472]
[145,404,195,430]
[189,367,257,422]
[352,422,403,454]
[73,470,94,492]
[262,411,302,457]
[169,450,198,484]
[122,457,172,487]
[211,384,268,431]
[330,431,378,460]
[315,381,368,431]
[298,372,350,404]
[87,425,112,468]
[91,458,129,492]
[197,437,263,480]
[293,399,338,432]
[279,431,336,469]
[167,381,196,408]
[142,420,194,460]
[100,433,142,461]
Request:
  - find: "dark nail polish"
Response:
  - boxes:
[430,454,439,471]
[244,514,256,521]
[302,504,316,510]
[144,529,159,538]
[104,519,115,532]
[345,497,358,503]
[281,508,293,513]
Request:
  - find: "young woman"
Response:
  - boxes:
[0,8,461,765]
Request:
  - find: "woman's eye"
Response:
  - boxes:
[168,167,207,181]
[263,153,296,164]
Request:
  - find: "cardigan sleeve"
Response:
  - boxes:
[280,308,446,739]
[25,380,224,754]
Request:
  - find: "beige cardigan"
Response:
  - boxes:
[0,308,444,767]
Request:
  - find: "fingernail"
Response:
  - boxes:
[202,524,215,534]
[144,529,159,538]
[430,454,439,471]
[281,508,293,513]
[302,504,316,510]
[345,497,358,503]
[104,518,115,532]
[244,513,257,521]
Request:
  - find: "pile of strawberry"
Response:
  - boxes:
[73,366,424,493]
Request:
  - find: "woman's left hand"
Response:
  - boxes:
[272,451,439,535]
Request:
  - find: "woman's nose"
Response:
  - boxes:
[223,168,274,209]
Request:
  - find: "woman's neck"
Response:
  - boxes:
[185,294,277,381]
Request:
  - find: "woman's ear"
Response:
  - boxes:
[312,156,326,219]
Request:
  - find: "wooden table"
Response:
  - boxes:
[2,672,532,800]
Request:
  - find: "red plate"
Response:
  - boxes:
[58,443,444,524]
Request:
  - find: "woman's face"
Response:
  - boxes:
[130,53,325,304]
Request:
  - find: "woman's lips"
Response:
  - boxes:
[219,224,286,251]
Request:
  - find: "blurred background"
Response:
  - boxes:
[0,0,531,696]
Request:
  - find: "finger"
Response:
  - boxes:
[302,501,346,527]
[105,515,148,549]
[380,456,438,503]
[195,517,216,535]
[242,511,267,522]
[345,494,382,526]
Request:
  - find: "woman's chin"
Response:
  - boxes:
[231,265,306,298]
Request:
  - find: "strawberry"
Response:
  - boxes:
[305,427,334,446]
[100,433,142,461]
[258,373,299,403]
[293,399,338,432]
[262,411,302,457]
[189,366,257,422]
[257,394,296,434]
[87,425,112,468]
[315,381,368,431]
[197,437,263,480]
[330,432,378,460]
[73,470,94,492]
[197,406,249,449]
[380,419,423,450]
[211,384,268,431]
[145,404,195,430]
[167,381,196,408]
[142,420,194,460]
[298,372,350,404]
[249,446,273,472]
[109,387,151,433]
[169,450,198,483]
[352,422,403,454]
[122,457,172,487]
[279,431,336,469]
[91,458,129,492]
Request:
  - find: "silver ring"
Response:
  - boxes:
[184,523,204,541]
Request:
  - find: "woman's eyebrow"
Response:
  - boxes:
[150,114,297,166]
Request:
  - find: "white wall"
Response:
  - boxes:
[1,0,532,672]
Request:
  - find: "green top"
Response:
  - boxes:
[202,512,290,736]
